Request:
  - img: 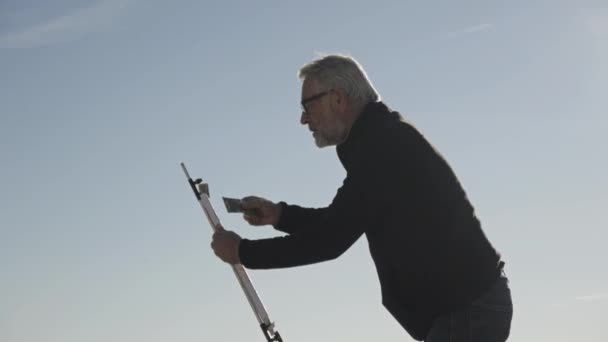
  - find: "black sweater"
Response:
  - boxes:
[239,101,503,341]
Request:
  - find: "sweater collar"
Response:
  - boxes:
[336,101,392,168]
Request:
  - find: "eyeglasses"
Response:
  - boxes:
[300,90,331,114]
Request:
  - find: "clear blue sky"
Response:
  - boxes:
[1,1,607,341]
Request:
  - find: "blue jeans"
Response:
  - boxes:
[425,273,513,342]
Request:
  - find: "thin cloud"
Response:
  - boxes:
[442,23,493,40]
[579,7,608,37]
[0,0,132,49]
[552,293,608,308]
[575,293,608,302]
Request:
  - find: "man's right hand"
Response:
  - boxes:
[241,196,281,226]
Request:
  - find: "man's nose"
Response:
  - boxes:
[300,112,310,125]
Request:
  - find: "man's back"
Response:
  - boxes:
[336,101,503,338]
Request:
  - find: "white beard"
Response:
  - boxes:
[314,118,347,148]
[313,132,331,148]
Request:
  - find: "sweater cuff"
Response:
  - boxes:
[273,201,289,232]
[238,238,254,268]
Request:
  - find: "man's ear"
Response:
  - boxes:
[333,88,348,112]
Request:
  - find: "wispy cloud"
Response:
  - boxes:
[552,292,608,308]
[442,23,493,40]
[575,293,608,302]
[0,0,132,49]
[579,7,608,37]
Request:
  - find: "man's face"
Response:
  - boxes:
[300,78,347,148]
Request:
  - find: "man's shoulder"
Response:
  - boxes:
[366,111,422,146]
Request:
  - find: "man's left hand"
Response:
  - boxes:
[211,228,242,264]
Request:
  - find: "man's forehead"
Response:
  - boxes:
[301,77,318,96]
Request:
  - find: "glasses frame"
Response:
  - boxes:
[300,89,332,114]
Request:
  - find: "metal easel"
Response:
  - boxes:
[181,163,283,342]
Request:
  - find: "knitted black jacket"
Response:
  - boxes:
[239,101,503,341]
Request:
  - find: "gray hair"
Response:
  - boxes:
[298,54,380,111]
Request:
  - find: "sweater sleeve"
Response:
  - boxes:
[272,202,329,235]
[239,173,372,269]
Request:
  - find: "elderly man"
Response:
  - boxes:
[211,55,513,342]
